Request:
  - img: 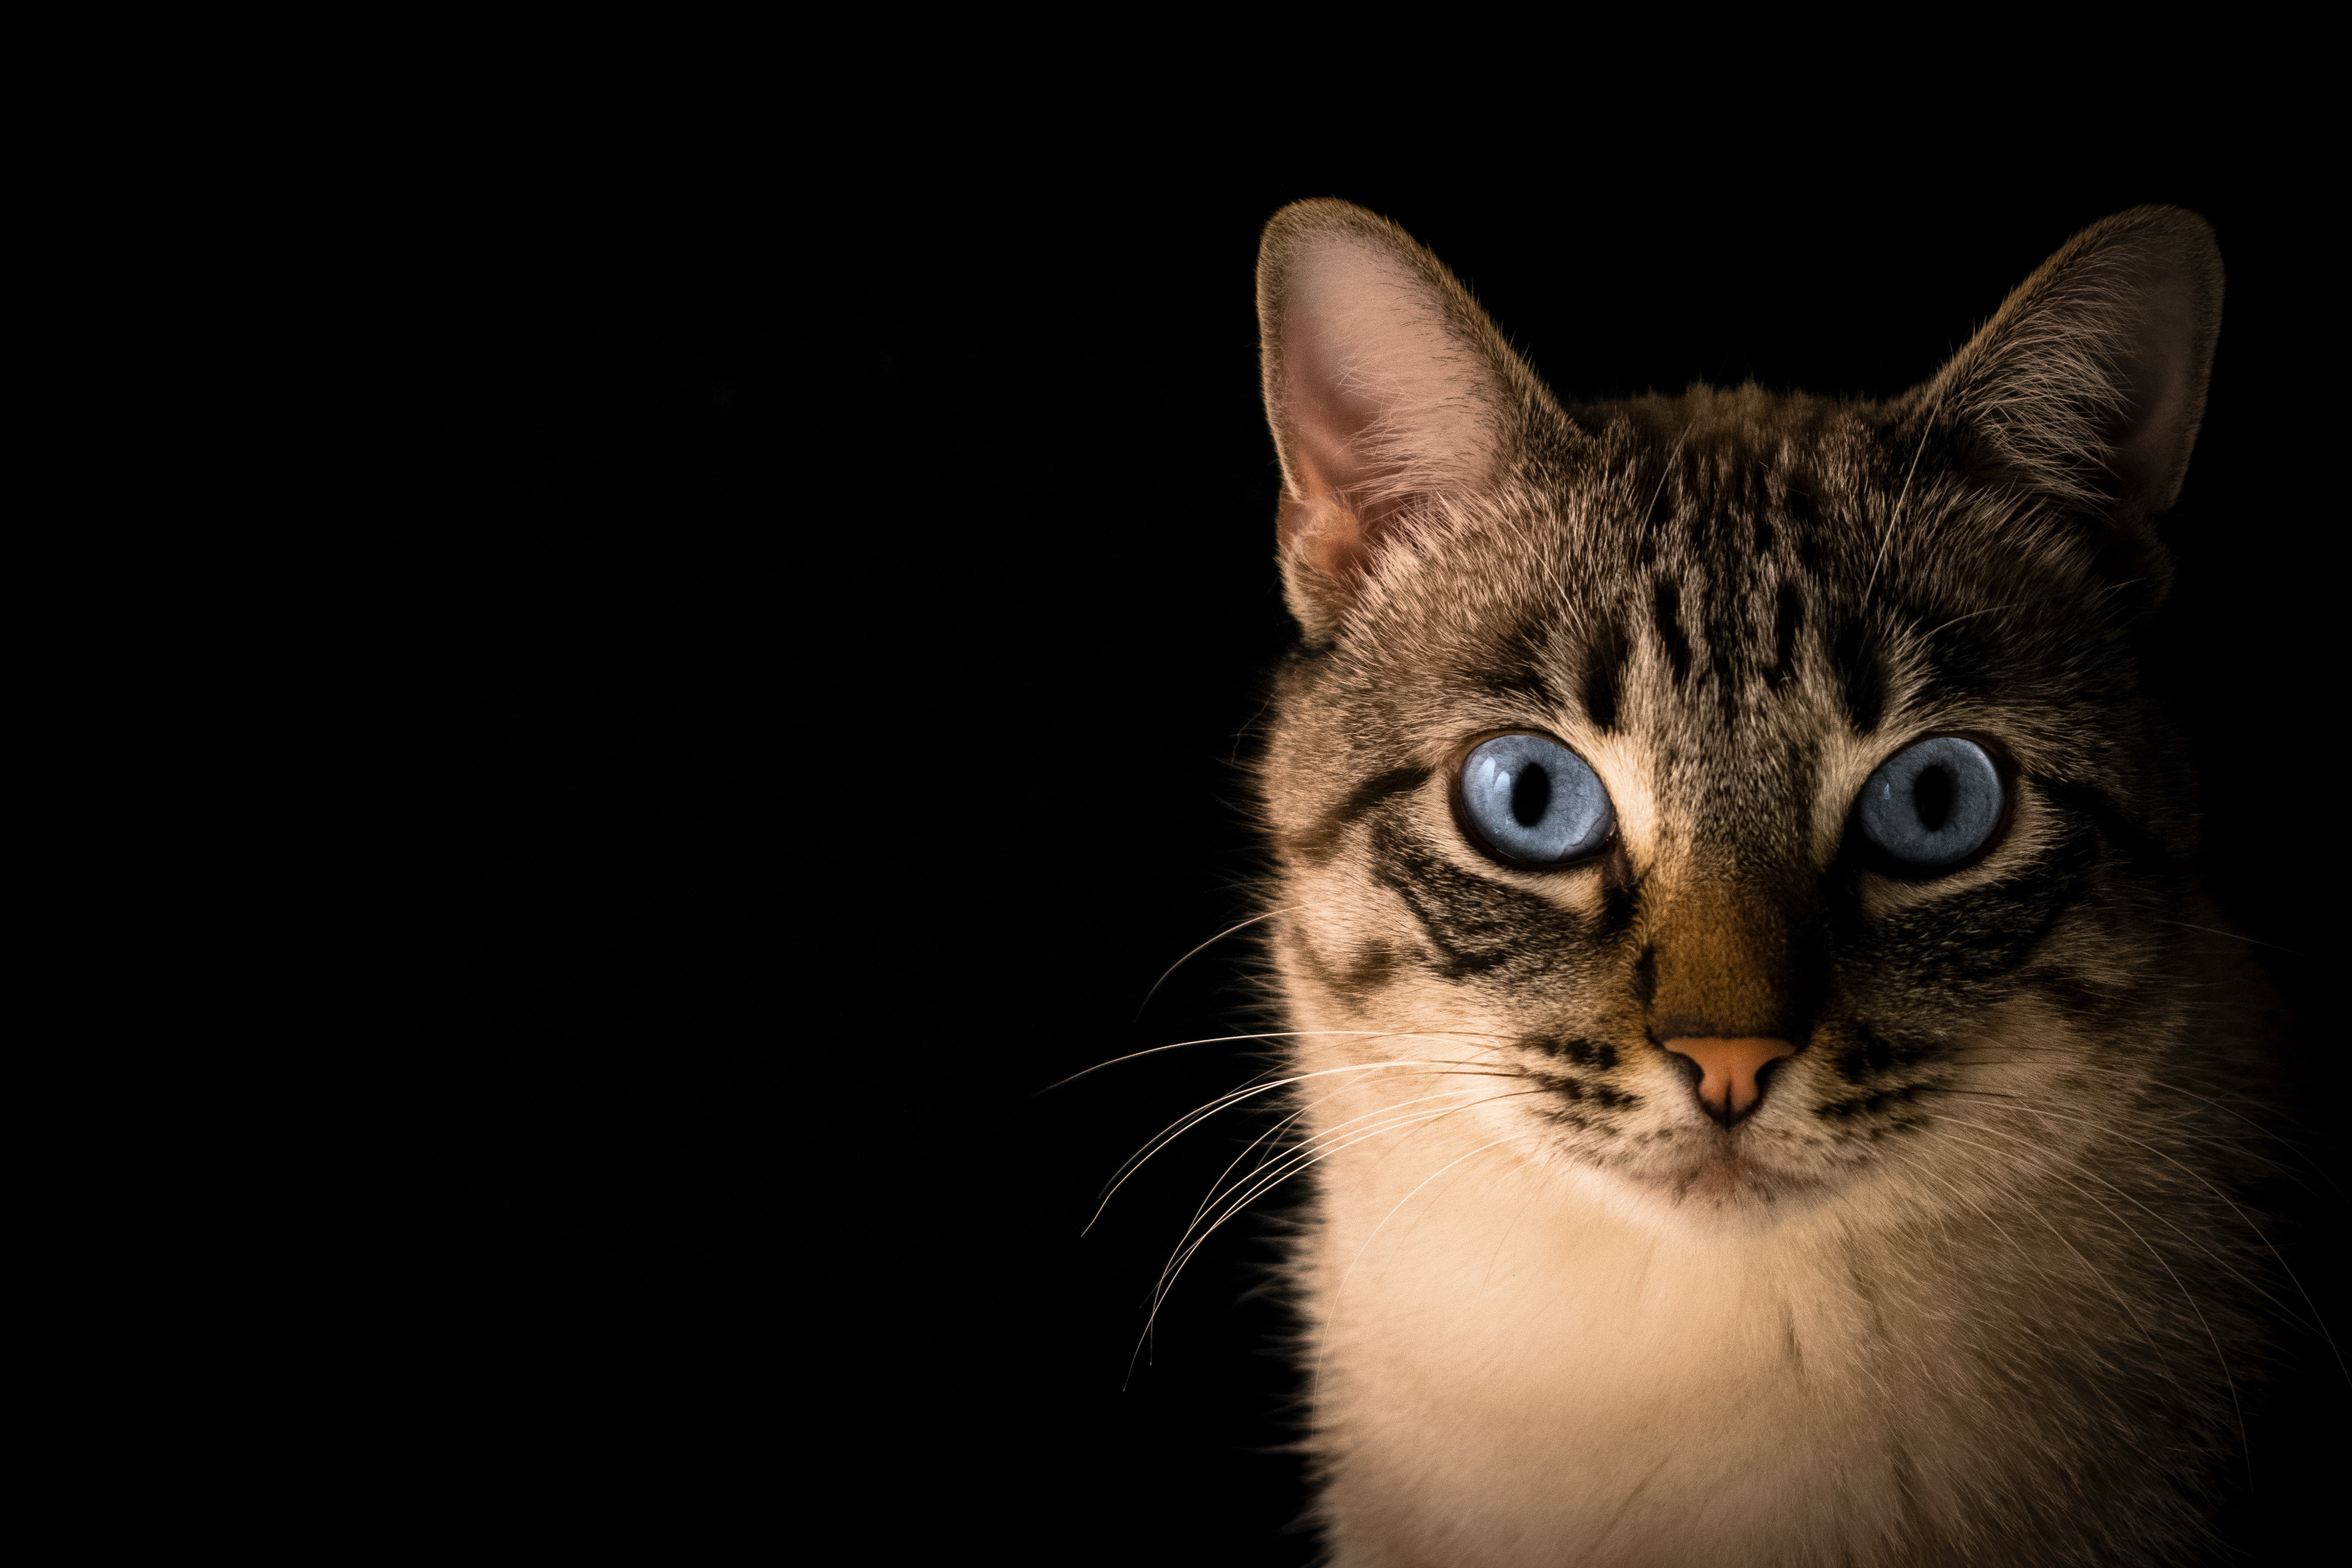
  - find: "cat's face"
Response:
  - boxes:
[1262,408,2182,1219]
[1253,204,2221,1225]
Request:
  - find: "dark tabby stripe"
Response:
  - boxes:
[2040,779,2190,875]
[1833,1023,1927,1083]
[1528,1035,1621,1070]
[1813,1080,1932,1121]
[1858,826,2098,989]
[1526,1067,1638,1111]
[1468,613,1564,711]
[1770,582,1804,689]
[1288,931,1401,1007]
[1832,617,1885,733]
[1599,872,1636,938]
[1652,580,1692,682]
[1581,619,1630,730]
[1368,819,1583,982]
[1288,766,1431,864]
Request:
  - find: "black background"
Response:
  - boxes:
[289,144,2343,1555]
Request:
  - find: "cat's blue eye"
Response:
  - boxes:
[1855,735,2006,871]
[1456,733,1614,867]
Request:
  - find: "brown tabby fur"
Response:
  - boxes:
[1248,200,2280,1565]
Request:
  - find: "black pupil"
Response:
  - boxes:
[1510,762,1553,828]
[1912,764,1955,833]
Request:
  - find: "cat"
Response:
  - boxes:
[1244,200,2288,1565]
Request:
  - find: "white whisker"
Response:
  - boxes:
[1936,1105,2341,1387]
[1128,1094,1524,1377]
[1929,1119,2247,1465]
[1132,906,1303,1020]
[1039,1028,1499,1094]
[1085,1053,1513,1230]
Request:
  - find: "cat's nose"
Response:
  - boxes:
[1662,1037,1796,1126]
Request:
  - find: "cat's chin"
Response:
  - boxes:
[1608,1140,1831,1219]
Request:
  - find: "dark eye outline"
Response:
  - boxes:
[1447,729,1619,872]
[1844,730,2018,882]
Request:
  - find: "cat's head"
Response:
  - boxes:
[1253,201,2224,1223]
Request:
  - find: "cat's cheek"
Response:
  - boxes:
[1276,874,1418,1009]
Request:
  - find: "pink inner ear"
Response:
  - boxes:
[1273,242,1501,586]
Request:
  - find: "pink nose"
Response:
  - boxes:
[1663,1037,1797,1125]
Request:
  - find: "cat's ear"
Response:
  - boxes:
[1258,200,1538,637]
[1923,205,2222,590]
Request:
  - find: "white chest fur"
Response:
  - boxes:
[1303,1133,2005,1568]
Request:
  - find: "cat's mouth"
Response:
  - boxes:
[1621,1136,1825,1208]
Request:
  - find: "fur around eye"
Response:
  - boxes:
[1855,735,2005,871]
[1456,733,1614,867]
